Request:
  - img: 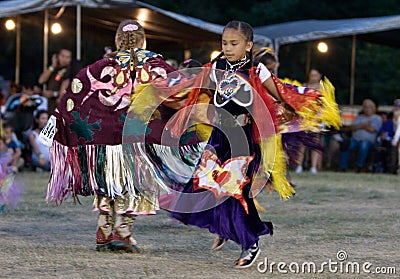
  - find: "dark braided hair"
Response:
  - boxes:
[107,20,145,67]
[115,20,145,51]
[210,21,255,66]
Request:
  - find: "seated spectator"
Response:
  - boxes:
[340,99,382,172]
[391,99,400,174]
[372,111,396,173]
[2,80,45,141]
[2,123,24,173]
[27,110,50,171]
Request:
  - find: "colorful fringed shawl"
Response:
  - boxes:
[278,76,341,133]
[252,68,341,199]
[132,63,293,200]
[154,62,341,201]
[46,48,177,205]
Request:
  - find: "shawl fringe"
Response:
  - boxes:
[47,141,144,204]
[277,76,341,131]
[260,134,295,200]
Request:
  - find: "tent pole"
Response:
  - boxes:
[349,35,356,105]
[76,4,81,61]
[273,40,279,76]
[305,41,311,76]
[43,9,49,90]
[15,15,21,84]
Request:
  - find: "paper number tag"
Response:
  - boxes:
[39,115,57,147]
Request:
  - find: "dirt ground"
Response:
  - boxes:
[0,171,399,278]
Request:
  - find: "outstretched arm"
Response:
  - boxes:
[262,77,283,102]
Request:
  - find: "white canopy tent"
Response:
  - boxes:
[255,15,400,48]
[254,15,400,104]
[0,0,272,84]
[0,0,271,44]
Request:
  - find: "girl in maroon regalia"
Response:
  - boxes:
[45,19,176,252]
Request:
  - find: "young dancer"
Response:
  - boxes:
[166,19,341,268]
[169,21,292,268]
[44,19,176,252]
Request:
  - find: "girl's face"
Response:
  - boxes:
[308,69,322,83]
[37,113,49,129]
[222,28,253,62]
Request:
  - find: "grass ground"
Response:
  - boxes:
[0,171,399,278]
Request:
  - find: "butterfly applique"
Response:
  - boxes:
[193,150,254,214]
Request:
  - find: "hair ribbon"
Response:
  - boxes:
[122,24,138,32]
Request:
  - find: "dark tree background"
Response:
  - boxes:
[1,0,400,105]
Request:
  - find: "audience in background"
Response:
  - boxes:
[340,99,382,173]
[38,48,72,114]
[390,99,400,174]
[27,110,50,172]
[3,123,24,173]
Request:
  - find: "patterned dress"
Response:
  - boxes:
[172,59,274,250]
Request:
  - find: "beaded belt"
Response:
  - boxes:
[216,113,251,127]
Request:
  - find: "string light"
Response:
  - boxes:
[317,42,328,53]
[5,19,16,30]
[51,22,62,34]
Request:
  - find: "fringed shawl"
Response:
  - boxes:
[46,49,176,204]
